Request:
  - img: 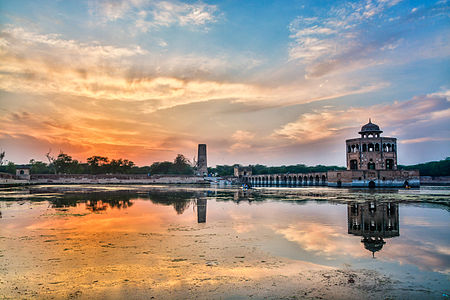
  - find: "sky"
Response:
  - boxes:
[0,0,449,167]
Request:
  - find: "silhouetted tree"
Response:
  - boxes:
[87,156,109,174]
[0,150,5,166]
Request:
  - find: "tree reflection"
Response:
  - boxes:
[148,190,196,214]
[48,192,135,212]
[348,201,399,257]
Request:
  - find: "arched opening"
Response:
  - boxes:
[269,177,273,185]
[321,175,326,185]
[403,180,409,188]
[368,143,374,152]
[375,143,380,151]
[362,144,367,152]
[337,180,342,187]
[276,176,280,185]
[387,143,391,152]
[351,144,356,152]
[288,176,292,185]
[293,176,297,185]
[347,145,351,153]
[368,162,375,170]
[368,181,376,188]
[315,175,320,185]
[298,177,302,185]
[309,176,313,185]
[20,170,25,175]
[386,159,394,170]
[350,159,358,170]
[392,144,396,152]
[303,176,308,185]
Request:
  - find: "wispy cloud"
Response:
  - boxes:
[0,26,263,110]
[288,0,448,78]
[229,130,256,152]
[0,26,390,113]
[89,0,220,31]
[273,91,450,144]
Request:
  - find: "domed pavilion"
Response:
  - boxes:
[346,119,397,171]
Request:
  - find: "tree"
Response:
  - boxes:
[29,159,52,174]
[5,162,16,174]
[107,158,135,174]
[54,152,79,174]
[45,149,57,174]
[0,150,5,166]
[150,161,173,174]
[87,156,109,174]
[172,154,194,175]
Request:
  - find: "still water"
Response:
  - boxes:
[0,185,449,299]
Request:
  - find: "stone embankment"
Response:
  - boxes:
[420,176,450,185]
[0,174,209,186]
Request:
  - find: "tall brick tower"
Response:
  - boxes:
[197,144,207,176]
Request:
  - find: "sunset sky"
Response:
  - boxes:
[0,0,449,167]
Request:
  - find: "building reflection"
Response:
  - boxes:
[348,202,399,257]
[233,190,251,202]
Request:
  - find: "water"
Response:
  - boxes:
[0,185,449,299]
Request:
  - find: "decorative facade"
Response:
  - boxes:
[346,119,397,171]
[328,120,419,187]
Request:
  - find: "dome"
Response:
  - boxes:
[362,237,386,258]
[359,118,383,134]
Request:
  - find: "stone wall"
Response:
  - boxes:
[420,176,450,185]
[327,170,420,187]
[0,174,208,186]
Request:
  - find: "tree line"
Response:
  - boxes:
[399,157,450,177]
[1,148,449,177]
[0,151,194,175]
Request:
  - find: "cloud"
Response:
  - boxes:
[273,91,450,145]
[89,0,220,31]
[0,26,264,110]
[288,0,448,78]
[229,130,256,152]
[0,25,391,115]
[274,221,364,257]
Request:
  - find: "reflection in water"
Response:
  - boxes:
[148,190,196,214]
[197,198,207,223]
[49,192,135,211]
[348,202,399,257]
[85,199,134,212]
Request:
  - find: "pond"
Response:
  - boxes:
[0,185,449,299]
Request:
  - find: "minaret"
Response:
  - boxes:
[197,144,207,176]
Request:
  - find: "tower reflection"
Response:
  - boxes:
[348,202,399,257]
[197,198,207,223]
